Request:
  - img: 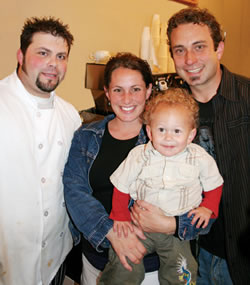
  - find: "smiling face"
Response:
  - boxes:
[105,67,152,124]
[146,103,196,157]
[170,23,224,92]
[17,32,69,98]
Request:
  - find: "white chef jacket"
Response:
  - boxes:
[0,72,81,285]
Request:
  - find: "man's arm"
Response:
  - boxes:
[131,200,176,235]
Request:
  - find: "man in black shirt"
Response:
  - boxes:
[166,7,250,285]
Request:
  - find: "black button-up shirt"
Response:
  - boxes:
[199,65,250,284]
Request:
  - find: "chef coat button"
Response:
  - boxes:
[44,210,49,217]
[62,202,66,207]
[41,177,46,183]
[38,143,43,149]
[42,241,46,248]
[60,232,64,237]
[60,171,63,176]
[57,140,63,146]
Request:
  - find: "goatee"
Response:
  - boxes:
[36,77,60,92]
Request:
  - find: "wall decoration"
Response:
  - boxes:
[169,0,199,6]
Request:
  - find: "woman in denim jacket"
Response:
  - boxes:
[63,53,204,285]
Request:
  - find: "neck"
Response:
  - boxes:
[108,118,142,140]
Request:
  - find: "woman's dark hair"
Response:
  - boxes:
[104,52,153,89]
[167,8,224,54]
[20,16,74,55]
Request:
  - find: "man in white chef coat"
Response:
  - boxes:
[0,17,81,285]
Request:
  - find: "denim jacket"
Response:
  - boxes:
[63,114,210,253]
[63,114,147,251]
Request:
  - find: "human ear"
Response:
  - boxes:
[216,41,224,60]
[146,125,153,141]
[104,86,110,101]
[188,128,197,144]
[17,49,24,66]
[146,83,153,100]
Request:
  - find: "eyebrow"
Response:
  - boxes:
[36,47,51,52]
[36,47,68,56]
[192,40,207,45]
[172,40,207,49]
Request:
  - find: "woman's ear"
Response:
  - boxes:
[146,83,153,100]
[104,86,110,101]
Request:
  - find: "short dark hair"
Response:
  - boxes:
[104,52,153,89]
[20,16,74,55]
[167,8,224,55]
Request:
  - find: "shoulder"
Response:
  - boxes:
[221,65,250,102]
[0,72,15,86]
[188,143,212,157]
[75,114,114,138]
[126,142,150,162]
[54,95,80,120]
[0,72,19,98]
[128,144,146,154]
[80,114,114,131]
[222,65,249,85]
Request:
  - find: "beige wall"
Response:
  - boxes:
[1,0,249,111]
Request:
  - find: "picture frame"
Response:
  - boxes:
[169,0,199,6]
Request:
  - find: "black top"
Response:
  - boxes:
[194,65,250,284]
[194,98,226,258]
[90,126,138,214]
[83,125,160,272]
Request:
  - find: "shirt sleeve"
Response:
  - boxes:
[109,187,132,221]
[200,184,223,218]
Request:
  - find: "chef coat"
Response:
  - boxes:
[0,72,81,285]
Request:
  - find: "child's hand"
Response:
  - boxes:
[188,207,213,228]
[113,221,134,238]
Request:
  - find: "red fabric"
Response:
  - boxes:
[200,184,223,218]
[109,187,131,221]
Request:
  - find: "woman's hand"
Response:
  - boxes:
[106,226,146,271]
[131,200,176,234]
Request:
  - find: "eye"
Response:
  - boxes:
[112,88,122,93]
[174,129,181,134]
[194,44,206,52]
[173,47,185,56]
[159,127,165,133]
[38,51,48,56]
[57,54,67,60]
[132,87,142,92]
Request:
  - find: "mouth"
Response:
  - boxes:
[163,145,175,149]
[185,67,203,74]
[41,72,58,79]
[120,106,135,112]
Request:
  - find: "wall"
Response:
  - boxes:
[0,0,249,111]
[200,0,250,77]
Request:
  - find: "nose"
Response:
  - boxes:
[123,91,131,104]
[185,50,197,65]
[47,56,57,67]
[165,132,172,141]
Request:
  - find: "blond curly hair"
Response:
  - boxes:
[143,88,199,128]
